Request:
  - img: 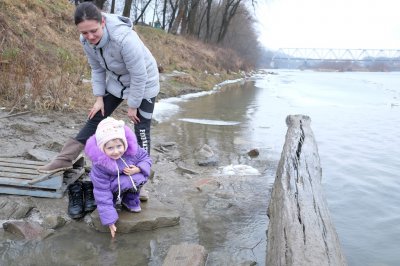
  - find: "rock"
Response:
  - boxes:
[3,221,54,240]
[195,144,218,166]
[0,197,35,220]
[176,163,200,175]
[162,243,207,266]
[42,215,67,229]
[90,197,180,233]
[10,123,35,134]
[27,148,58,162]
[247,148,259,157]
[194,178,220,192]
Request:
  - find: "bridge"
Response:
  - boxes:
[270,48,400,69]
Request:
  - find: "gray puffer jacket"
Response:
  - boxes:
[80,13,159,108]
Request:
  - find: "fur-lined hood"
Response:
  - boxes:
[85,125,138,171]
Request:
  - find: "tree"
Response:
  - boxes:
[217,0,241,43]
[133,0,154,24]
[123,0,133,17]
[110,0,116,13]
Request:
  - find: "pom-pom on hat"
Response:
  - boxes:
[95,117,128,152]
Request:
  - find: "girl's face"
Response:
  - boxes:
[77,18,105,45]
[103,139,125,160]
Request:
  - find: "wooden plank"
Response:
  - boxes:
[0,176,62,189]
[0,186,63,198]
[28,171,62,185]
[0,161,43,170]
[0,177,34,185]
[0,157,85,198]
[0,166,40,175]
[0,157,44,166]
[0,172,35,180]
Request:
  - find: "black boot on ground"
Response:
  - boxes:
[68,182,84,219]
[82,181,96,212]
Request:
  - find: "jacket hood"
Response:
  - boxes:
[103,13,133,29]
[85,125,138,170]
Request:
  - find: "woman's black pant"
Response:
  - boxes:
[75,93,155,154]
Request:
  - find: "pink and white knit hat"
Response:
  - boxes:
[95,117,128,152]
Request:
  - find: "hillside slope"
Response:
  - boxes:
[0,0,249,112]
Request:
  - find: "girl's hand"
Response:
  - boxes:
[127,107,140,124]
[123,165,141,175]
[109,224,117,238]
[88,96,105,119]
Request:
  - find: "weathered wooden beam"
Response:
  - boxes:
[266,115,347,266]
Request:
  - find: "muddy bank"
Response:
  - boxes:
[0,71,269,264]
[0,70,220,230]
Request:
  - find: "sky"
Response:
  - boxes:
[255,0,400,50]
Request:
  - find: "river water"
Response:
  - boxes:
[1,70,399,265]
[154,70,400,265]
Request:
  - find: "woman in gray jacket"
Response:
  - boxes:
[38,2,159,174]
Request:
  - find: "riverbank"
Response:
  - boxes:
[0,70,268,265]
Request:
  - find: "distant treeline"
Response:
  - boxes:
[72,0,266,67]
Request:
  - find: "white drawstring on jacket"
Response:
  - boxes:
[115,157,138,204]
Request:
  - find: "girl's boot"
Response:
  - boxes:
[122,192,141,213]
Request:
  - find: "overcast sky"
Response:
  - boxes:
[256,0,400,50]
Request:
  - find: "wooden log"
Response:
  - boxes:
[266,115,347,266]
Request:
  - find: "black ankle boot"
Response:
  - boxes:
[82,181,96,212]
[68,182,84,219]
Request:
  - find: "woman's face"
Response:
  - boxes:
[77,18,105,45]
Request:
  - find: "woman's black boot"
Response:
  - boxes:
[68,182,84,219]
[82,181,97,212]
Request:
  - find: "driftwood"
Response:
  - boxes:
[266,115,347,266]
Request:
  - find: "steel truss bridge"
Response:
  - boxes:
[271,48,400,62]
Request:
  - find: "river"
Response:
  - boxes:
[154,69,400,265]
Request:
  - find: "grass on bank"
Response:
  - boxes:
[0,0,250,113]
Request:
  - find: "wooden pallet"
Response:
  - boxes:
[0,156,85,198]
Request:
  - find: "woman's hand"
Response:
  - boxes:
[88,96,105,119]
[109,224,117,238]
[123,165,141,175]
[127,107,140,124]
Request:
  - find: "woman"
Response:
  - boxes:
[38,2,159,173]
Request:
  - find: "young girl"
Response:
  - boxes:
[85,117,152,238]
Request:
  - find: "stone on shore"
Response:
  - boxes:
[90,197,180,233]
[3,221,54,240]
[27,148,58,162]
[195,144,218,166]
[42,215,67,229]
[0,197,35,220]
[247,148,259,157]
[162,243,207,266]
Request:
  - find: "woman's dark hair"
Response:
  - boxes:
[74,2,102,25]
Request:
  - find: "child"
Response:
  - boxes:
[85,117,152,238]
